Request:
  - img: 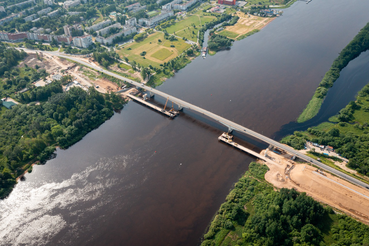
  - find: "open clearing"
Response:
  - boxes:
[217,12,274,39]
[262,150,369,224]
[151,48,173,61]
[165,11,216,42]
[118,32,191,67]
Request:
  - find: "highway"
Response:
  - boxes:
[36,50,369,190]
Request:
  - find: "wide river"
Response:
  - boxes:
[1,1,369,245]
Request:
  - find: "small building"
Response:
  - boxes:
[218,0,236,5]
[327,146,334,152]
[2,101,16,109]
[52,74,62,81]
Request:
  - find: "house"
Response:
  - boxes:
[52,74,62,81]
[2,101,16,109]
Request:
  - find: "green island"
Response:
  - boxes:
[202,162,369,246]
[297,22,369,123]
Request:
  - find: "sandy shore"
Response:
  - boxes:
[261,150,369,224]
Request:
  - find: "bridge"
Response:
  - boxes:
[38,50,369,190]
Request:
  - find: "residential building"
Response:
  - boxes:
[64,24,82,36]
[126,2,140,11]
[6,0,35,9]
[172,0,198,10]
[95,26,136,45]
[0,32,28,42]
[37,7,52,16]
[73,35,92,48]
[138,10,173,27]
[218,0,236,5]
[0,14,21,25]
[97,23,121,36]
[47,9,60,18]
[44,0,54,5]
[0,6,5,12]
[131,5,146,13]
[63,0,81,9]
[125,18,137,27]
[52,74,62,81]
[24,14,37,22]
[67,11,81,15]
[86,19,112,31]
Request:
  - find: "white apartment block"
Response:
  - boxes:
[95,26,137,45]
[63,0,81,9]
[125,18,137,27]
[86,19,112,32]
[97,23,121,36]
[24,14,37,22]
[44,0,54,5]
[47,9,60,18]
[138,10,173,27]
[37,7,52,16]
[73,35,92,48]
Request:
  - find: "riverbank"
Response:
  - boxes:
[297,21,369,123]
[201,162,369,245]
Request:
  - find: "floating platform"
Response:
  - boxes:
[127,94,179,118]
[218,133,267,161]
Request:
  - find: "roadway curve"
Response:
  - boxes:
[36,50,369,190]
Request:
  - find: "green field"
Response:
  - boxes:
[218,30,239,39]
[151,48,173,61]
[165,12,216,42]
[117,32,191,67]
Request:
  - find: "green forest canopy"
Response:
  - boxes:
[202,162,369,246]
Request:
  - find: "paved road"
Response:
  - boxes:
[35,50,369,190]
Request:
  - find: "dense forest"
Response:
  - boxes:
[208,34,233,51]
[298,21,369,122]
[282,82,369,176]
[201,162,369,246]
[0,44,125,199]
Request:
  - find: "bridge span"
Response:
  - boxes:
[43,50,369,190]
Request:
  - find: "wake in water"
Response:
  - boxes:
[0,155,141,246]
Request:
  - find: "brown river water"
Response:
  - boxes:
[1,0,369,245]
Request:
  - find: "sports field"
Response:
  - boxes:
[217,12,274,40]
[117,32,191,67]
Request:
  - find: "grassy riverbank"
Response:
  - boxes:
[297,21,369,123]
[201,162,369,246]
[283,82,369,177]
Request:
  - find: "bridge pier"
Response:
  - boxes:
[149,92,155,98]
[227,127,233,133]
[177,105,183,111]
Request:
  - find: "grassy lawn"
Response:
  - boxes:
[147,10,159,17]
[117,32,190,68]
[93,8,104,25]
[118,63,131,70]
[151,48,173,61]
[218,30,239,39]
[165,13,216,42]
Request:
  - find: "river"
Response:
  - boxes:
[1,0,369,245]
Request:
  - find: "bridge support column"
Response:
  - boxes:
[177,105,183,111]
[227,127,233,133]
[149,92,155,98]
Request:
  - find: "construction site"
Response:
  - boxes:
[218,133,369,224]
[18,50,141,97]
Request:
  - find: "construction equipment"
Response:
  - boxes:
[163,97,169,110]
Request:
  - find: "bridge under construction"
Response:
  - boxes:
[42,50,369,190]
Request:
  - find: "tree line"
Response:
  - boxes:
[0,84,125,199]
[201,162,369,246]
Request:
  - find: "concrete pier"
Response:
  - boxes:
[218,133,267,161]
[127,94,179,118]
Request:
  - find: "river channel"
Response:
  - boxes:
[1,1,369,245]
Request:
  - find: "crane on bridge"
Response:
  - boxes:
[164,97,169,110]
